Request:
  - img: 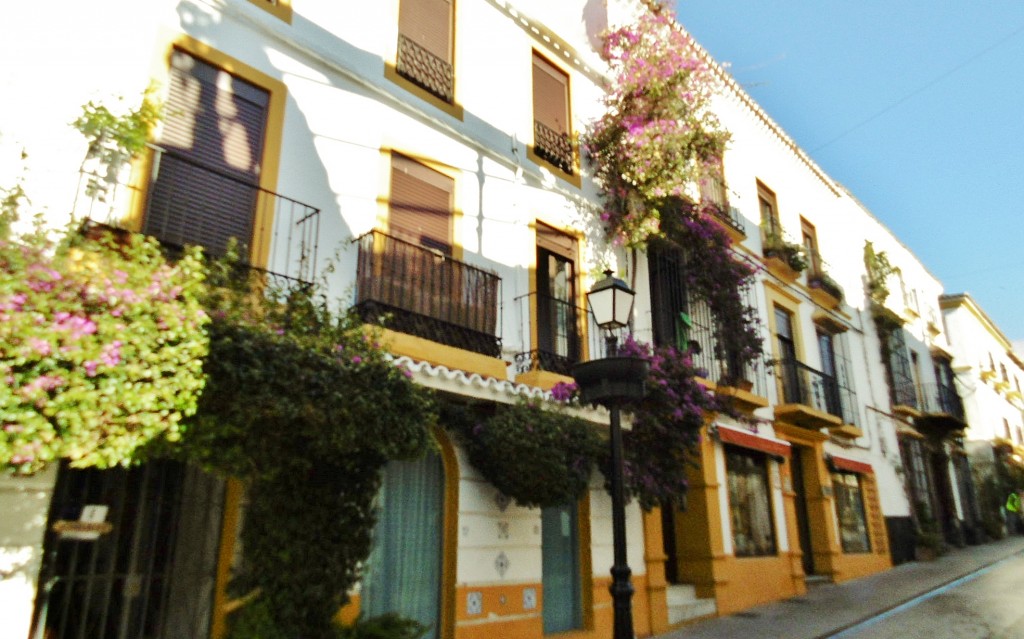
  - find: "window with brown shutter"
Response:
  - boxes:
[389,154,453,255]
[396,0,454,102]
[145,50,270,256]
[532,53,574,174]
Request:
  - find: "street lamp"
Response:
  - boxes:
[572,270,648,639]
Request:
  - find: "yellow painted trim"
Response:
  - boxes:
[764,255,801,283]
[773,421,830,443]
[376,326,507,379]
[829,424,864,439]
[381,148,465,261]
[641,509,670,635]
[516,369,574,391]
[764,280,803,310]
[434,427,460,639]
[246,0,293,24]
[143,34,287,269]
[211,478,245,639]
[715,384,770,413]
[812,310,849,334]
[809,286,841,311]
[384,64,465,120]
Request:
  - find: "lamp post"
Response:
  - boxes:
[572,271,647,639]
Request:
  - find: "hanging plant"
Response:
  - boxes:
[551,338,723,510]
[613,337,720,509]
[585,4,762,378]
[449,400,602,509]
[584,4,730,248]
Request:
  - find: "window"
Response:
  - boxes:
[541,501,583,633]
[899,436,933,523]
[389,154,453,254]
[775,306,800,404]
[396,0,454,102]
[535,223,580,372]
[817,330,843,418]
[648,243,691,350]
[700,157,728,212]
[801,218,820,275]
[363,450,446,639]
[831,471,871,553]
[532,52,574,174]
[725,446,777,557]
[146,50,270,256]
[757,181,780,235]
[1004,418,1012,440]
[882,326,917,409]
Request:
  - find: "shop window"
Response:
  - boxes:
[725,445,777,557]
[831,471,871,553]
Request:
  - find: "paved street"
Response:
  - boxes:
[834,552,1024,639]
[659,536,1024,639]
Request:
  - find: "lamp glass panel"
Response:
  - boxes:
[588,287,615,328]
[612,288,634,327]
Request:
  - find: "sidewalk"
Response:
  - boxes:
[657,536,1024,639]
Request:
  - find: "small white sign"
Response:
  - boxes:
[54,504,111,541]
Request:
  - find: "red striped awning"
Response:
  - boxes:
[830,455,873,475]
[717,426,791,458]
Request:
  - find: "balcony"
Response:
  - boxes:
[890,379,920,417]
[774,359,853,430]
[533,120,575,175]
[761,220,807,282]
[806,251,844,310]
[699,176,745,241]
[354,230,501,358]
[513,292,587,380]
[75,146,321,288]
[644,268,769,412]
[914,382,967,440]
[396,34,454,103]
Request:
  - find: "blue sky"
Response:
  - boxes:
[675,1,1024,345]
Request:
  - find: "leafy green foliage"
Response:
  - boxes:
[71,85,162,202]
[450,400,602,508]
[584,6,762,378]
[864,241,896,305]
[336,614,428,639]
[175,257,437,638]
[0,225,209,473]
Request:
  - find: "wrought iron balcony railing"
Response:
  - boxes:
[776,358,857,424]
[74,146,321,287]
[396,34,454,103]
[918,382,966,421]
[533,120,574,174]
[891,378,919,411]
[354,230,501,357]
[513,293,586,376]
[699,176,744,236]
[805,249,844,303]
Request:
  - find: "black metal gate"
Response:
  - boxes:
[31,460,225,639]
